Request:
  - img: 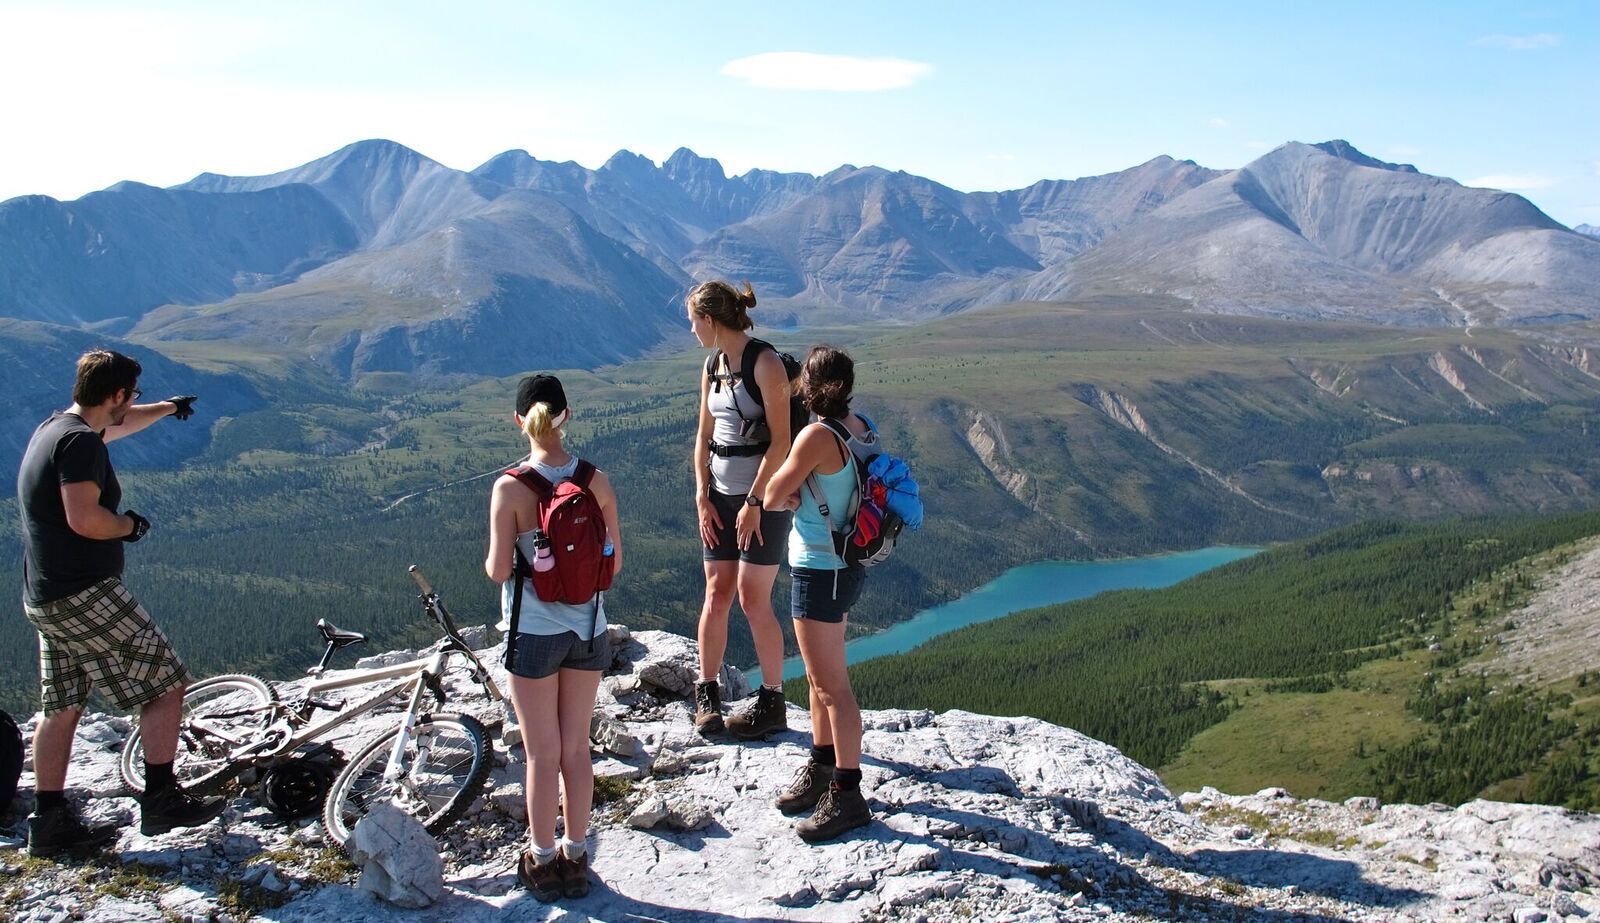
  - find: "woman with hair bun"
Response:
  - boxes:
[687,280,795,740]
[485,373,621,901]
[761,345,875,843]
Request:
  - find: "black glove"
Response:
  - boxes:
[123,511,150,543]
[166,395,197,421]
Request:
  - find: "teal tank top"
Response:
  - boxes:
[789,460,857,570]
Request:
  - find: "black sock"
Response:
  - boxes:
[832,767,862,791]
[810,744,836,767]
[35,790,67,812]
[145,761,177,793]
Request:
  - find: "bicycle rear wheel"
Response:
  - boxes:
[119,674,276,793]
[322,713,492,848]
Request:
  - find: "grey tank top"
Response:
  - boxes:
[500,456,608,640]
[705,349,769,495]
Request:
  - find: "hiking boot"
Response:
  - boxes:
[727,686,788,740]
[559,849,591,898]
[795,784,872,843]
[693,681,724,736]
[775,760,831,814]
[139,784,227,836]
[518,850,563,903]
[27,803,120,858]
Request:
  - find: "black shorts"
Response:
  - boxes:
[790,566,866,624]
[703,489,791,566]
[505,630,612,680]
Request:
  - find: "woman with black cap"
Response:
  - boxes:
[485,373,621,902]
[686,281,795,740]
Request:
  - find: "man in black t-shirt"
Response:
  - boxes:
[15,349,222,857]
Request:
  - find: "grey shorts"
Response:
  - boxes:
[505,630,612,680]
[703,489,791,566]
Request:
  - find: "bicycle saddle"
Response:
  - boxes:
[316,619,368,648]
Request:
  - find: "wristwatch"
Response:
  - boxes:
[744,494,763,508]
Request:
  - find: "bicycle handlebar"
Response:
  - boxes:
[407,565,435,597]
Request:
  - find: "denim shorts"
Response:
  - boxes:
[703,489,791,566]
[790,566,866,624]
[505,630,612,679]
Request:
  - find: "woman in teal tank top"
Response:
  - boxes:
[762,346,874,844]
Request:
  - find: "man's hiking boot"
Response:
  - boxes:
[559,849,591,898]
[139,784,227,836]
[693,681,724,736]
[775,760,831,814]
[727,686,788,740]
[518,850,564,902]
[795,783,872,843]
[27,804,120,858]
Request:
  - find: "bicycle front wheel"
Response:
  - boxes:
[120,673,276,793]
[322,713,492,848]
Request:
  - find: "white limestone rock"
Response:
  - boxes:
[347,803,445,909]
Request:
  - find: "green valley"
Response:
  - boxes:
[5,300,1600,730]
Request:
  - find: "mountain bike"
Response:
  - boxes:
[118,566,506,847]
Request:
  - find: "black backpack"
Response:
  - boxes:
[707,338,808,444]
[0,709,22,818]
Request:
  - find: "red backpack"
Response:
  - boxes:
[505,460,614,615]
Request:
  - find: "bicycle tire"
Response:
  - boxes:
[119,674,276,793]
[322,712,492,848]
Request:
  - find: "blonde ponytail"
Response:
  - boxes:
[522,402,556,438]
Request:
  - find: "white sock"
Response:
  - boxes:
[560,837,587,859]
[529,843,558,865]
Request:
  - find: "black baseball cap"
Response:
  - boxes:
[516,374,567,417]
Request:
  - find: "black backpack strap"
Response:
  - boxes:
[706,351,725,393]
[506,544,528,668]
[742,338,774,408]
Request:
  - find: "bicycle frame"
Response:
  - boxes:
[194,568,506,780]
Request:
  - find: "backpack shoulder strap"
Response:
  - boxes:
[572,459,598,489]
[505,465,555,500]
[742,338,773,408]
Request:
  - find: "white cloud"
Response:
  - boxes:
[1466,174,1560,191]
[1472,33,1561,50]
[721,52,932,92]
[1207,117,1230,129]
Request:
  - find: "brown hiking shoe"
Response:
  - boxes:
[518,850,564,902]
[727,686,788,740]
[795,784,872,843]
[693,681,724,736]
[559,849,591,898]
[775,760,831,814]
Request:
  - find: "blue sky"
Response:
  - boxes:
[2,0,1597,224]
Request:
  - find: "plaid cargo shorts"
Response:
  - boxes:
[22,577,192,715]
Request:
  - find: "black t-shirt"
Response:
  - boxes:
[17,412,124,605]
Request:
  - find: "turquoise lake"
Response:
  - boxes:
[753,546,1261,685]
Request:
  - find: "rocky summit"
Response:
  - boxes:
[2,627,1596,922]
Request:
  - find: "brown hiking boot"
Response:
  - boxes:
[518,850,564,902]
[693,681,724,736]
[795,783,872,843]
[727,686,788,740]
[559,849,591,898]
[775,760,831,814]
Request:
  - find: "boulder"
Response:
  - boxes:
[347,804,445,909]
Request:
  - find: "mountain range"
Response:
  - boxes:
[0,139,1597,379]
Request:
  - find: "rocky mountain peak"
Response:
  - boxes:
[1577,223,1600,238]
[662,147,728,184]
[3,627,1594,922]
[1311,139,1420,173]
